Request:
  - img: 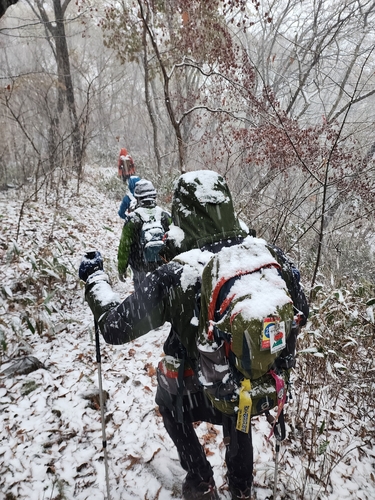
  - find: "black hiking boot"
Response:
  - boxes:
[228,483,251,500]
[182,476,219,500]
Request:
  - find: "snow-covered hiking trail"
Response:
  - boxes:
[0,167,374,500]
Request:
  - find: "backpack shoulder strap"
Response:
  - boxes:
[132,209,145,226]
[135,207,159,223]
[153,206,164,218]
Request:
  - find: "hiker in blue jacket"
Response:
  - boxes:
[79,170,309,500]
[118,175,141,219]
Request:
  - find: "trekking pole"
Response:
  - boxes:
[273,438,280,499]
[94,320,111,500]
[266,409,285,500]
[273,411,285,500]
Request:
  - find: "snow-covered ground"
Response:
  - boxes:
[0,166,374,500]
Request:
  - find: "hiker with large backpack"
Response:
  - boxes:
[117,147,136,182]
[118,175,141,219]
[117,179,171,291]
[79,170,309,500]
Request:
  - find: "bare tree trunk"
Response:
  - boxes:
[142,20,161,175]
[138,0,186,173]
[309,159,328,297]
[32,0,82,175]
[52,0,82,175]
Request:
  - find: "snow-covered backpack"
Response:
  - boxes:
[197,236,298,433]
[136,207,166,264]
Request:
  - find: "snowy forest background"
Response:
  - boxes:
[1,0,375,499]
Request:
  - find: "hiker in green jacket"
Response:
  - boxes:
[79,170,309,500]
[117,179,171,292]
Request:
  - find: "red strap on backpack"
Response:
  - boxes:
[267,369,287,440]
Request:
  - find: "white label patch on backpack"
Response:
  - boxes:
[268,318,287,353]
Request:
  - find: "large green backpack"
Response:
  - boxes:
[197,236,295,432]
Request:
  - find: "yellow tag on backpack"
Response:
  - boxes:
[236,379,252,433]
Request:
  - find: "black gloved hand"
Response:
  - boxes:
[79,251,103,282]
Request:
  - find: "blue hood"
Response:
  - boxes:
[128,176,141,195]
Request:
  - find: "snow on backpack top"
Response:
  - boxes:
[197,236,295,422]
[136,206,166,263]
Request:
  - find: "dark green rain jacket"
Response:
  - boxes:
[85,170,247,363]
[161,170,247,259]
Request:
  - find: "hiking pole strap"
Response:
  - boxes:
[275,408,286,442]
[267,370,287,440]
[265,408,286,442]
